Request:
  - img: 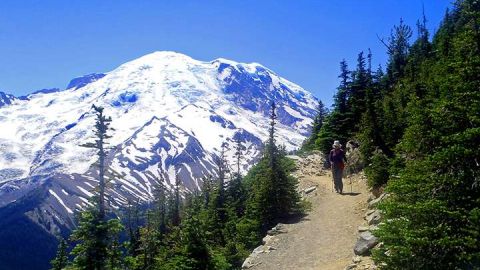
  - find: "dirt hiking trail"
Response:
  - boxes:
[251,155,372,270]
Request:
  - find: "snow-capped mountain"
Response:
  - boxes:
[0,51,317,269]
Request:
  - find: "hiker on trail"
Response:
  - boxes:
[329,140,346,194]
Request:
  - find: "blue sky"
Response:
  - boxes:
[0,0,452,106]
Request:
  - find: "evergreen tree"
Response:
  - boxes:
[137,211,159,270]
[124,200,141,258]
[227,138,246,217]
[372,2,480,268]
[213,142,228,222]
[201,176,213,208]
[434,8,455,57]
[167,172,182,227]
[348,51,369,126]
[267,101,278,164]
[70,206,124,270]
[105,220,124,270]
[234,138,243,176]
[381,18,413,84]
[337,59,351,114]
[50,238,69,270]
[152,178,168,235]
[218,139,250,267]
[131,178,170,269]
[316,60,352,154]
[201,144,230,247]
[378,17,415,153]
[357,52,390,173]
[81,105,111,219]
[68,105,124,270]
[245,101,301,231]
[302,100,328,151]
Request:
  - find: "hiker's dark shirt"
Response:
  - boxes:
[329,149,346,165]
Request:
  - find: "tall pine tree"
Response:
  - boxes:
[68,105,124,270]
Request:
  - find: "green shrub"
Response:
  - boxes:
[365,150,390,188]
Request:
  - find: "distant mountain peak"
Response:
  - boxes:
[66,73,106,90]
[0,91,17,107]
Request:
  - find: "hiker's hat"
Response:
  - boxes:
[333,140,341,148]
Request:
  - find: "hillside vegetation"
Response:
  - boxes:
[50,102,306,270]
[303,0,480,268]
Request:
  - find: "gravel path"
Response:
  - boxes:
[251,162,370,270]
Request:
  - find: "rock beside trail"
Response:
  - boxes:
[347,180,382,269]
[291,152,326,177]
[352,191,382,259]
[267,223,287,236]
[242,245,271,269]
[365,210,382,225]
[242,223,284,268]
[345,263,358,270]
[262,235,277,246]
[252,245,265,255]
[353,256,362,263]
[368,193,389,209]
[354,232,379,255]
[242,256,259,269]
[304,186,317,194]
[345,141,363,174]
[346,255,378,270]
[367,194,376,203]
[358,226,369,232]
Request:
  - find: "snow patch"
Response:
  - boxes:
[49,189,74,214]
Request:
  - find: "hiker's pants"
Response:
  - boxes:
[332,165,343,192]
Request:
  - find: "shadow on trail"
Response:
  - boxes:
[341,192,361,196]
[281,213,310,225]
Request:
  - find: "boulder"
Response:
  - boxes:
[366,210,382,225]
[266,245,276,251]
[345,140,363,174]
[304,186,317,194]
[354,231,379,255]
[358,226,369,232]
[241,256,255,269]
[345,264,357,270]
[368,193,389,209]
[267,229,278,236]
[252,245,265,255]
[352,255,362,263]
[262,235,276,245]
[364,209,376,217]
[267,223,287,235]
